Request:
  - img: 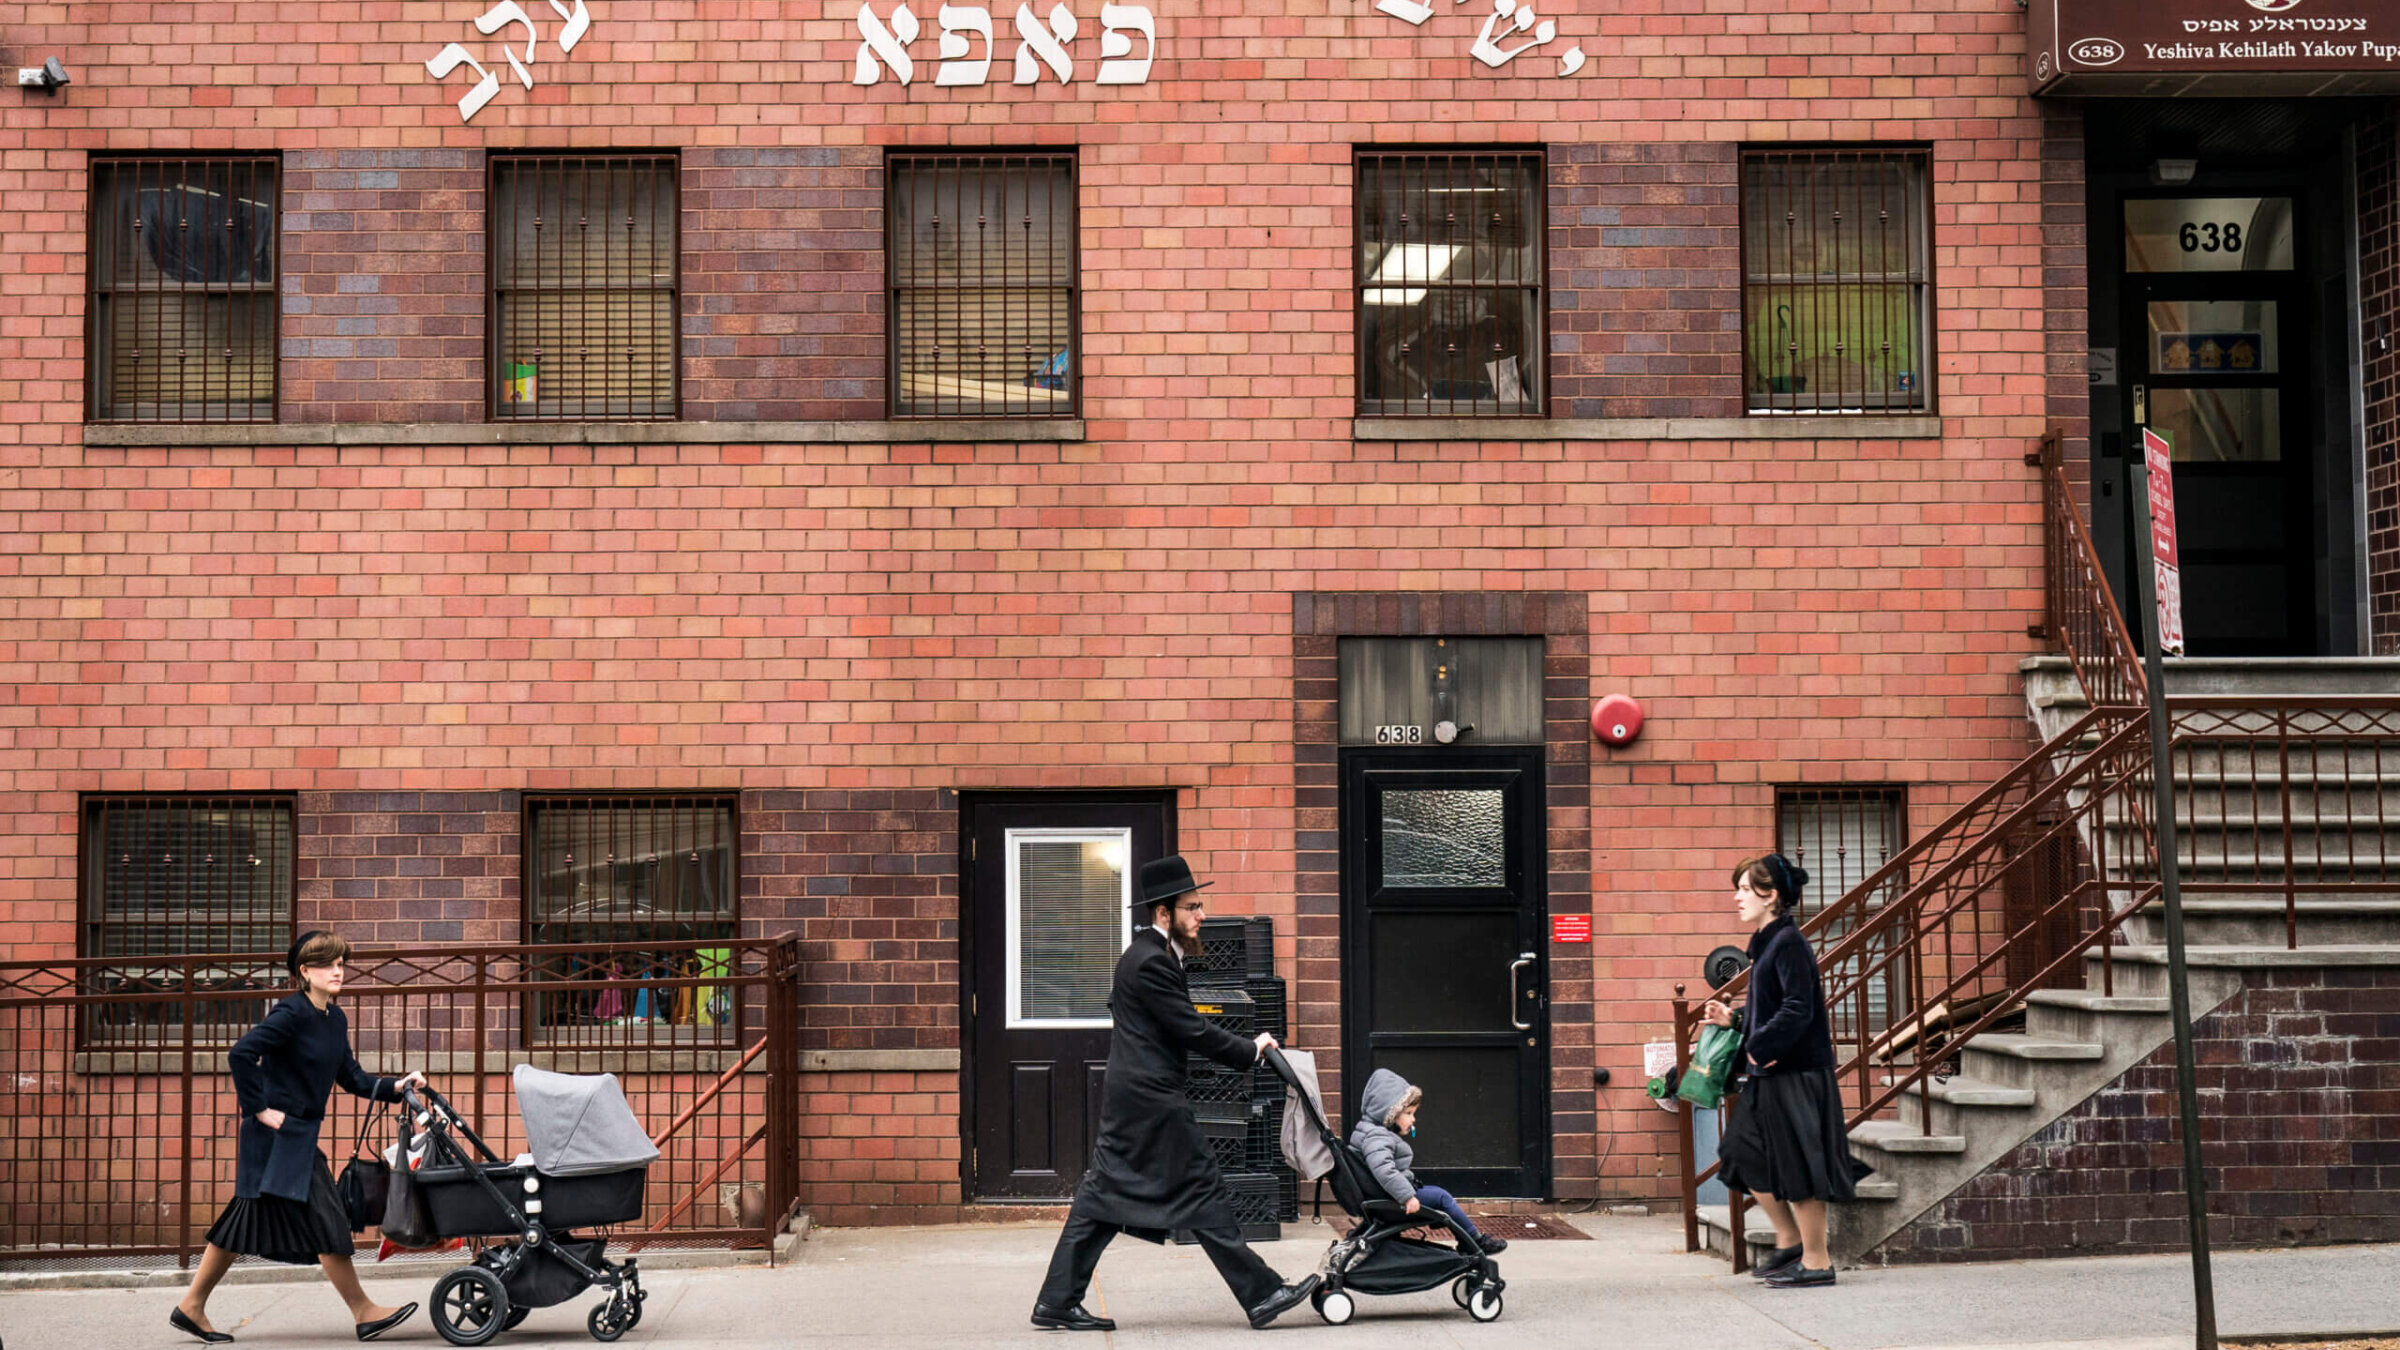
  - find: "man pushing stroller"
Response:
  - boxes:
[1352,1069,1506,1256]
[1031,855,1320,1332]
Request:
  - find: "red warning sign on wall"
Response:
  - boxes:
[1551,915,1592,944]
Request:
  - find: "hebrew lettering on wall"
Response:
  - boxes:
[419,0,603,121]
[839,0,1156,86]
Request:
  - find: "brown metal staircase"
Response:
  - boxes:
[1679,433,2400,1266]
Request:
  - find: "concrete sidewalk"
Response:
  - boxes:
[4,1215,2395,1350]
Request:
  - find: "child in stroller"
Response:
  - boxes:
[1261,1048,1507,1325]
[393,1067,658,1345]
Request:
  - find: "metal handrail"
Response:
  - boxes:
[1677,432,2400,1266]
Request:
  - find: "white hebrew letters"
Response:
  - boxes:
[855,0,922,83]
[1468,0,1554,68]
[936,5,995,85]
[1013,2,1077,83]
[547,0,592,53]
[1095,4,1154,84]
[474,1,540,88]
[426,43,503,120]
[1376,0,1433,24]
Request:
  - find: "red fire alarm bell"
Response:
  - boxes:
[1592,694,1643,747]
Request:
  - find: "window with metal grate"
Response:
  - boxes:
[88,157,280,424]
[887,152,1079,419]
[490,154,680,421]
[1356,149,1545,418]
[1775,785,1909,1042]
[80,795,296,1043]
[1741,147,1933,415]
[524,795,738,1039]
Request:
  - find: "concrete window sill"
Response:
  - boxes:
[82,420,1086,448]
[1353,416,1944,442]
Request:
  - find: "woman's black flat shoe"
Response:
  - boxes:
[170,1308,235,1343]
[356,1303,419,1342]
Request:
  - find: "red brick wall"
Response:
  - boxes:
[1872,970,2400,1262]
[281,151,487,424]
[1550,143,1742,420]
[0,0,2054,1217]
[681,147,886,423]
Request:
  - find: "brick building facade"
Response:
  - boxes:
[1,1,2390,1231]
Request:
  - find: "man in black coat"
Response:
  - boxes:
[1031,855,1321,1332]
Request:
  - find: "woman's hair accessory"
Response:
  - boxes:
[287,929,340,977]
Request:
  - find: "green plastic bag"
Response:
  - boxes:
[1675,1023,1742,1109]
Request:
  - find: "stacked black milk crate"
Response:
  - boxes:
[1178,917,1297,1244]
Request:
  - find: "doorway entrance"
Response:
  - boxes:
[2121,192,2311,653]
[2083,99,2373,656]
[1339,748,1548,1198]
[962,791,1171,1201]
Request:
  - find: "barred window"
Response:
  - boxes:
[525,796,737,1036]
[1357,150,1544,418]
[81,796,296,1043]
[88,157,279,424]
[1776,786,1908,1042]
[888,152,1077,419]
[491,154,679,421]
[1742,147,1932,415]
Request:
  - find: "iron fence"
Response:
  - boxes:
[0,937,799,1265]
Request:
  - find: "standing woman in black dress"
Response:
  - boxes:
[171,931,427,1343]
[1700,853,1864,1289]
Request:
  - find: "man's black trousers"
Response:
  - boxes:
[1038,1212,1283,1312]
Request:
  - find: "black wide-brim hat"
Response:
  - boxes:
[1135,854,1213,909]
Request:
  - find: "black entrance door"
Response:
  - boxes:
[964,792,1170,1200]
[1340,748,1547,1198]
[2120,191,2313,655]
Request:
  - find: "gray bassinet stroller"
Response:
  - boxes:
[398,1067,658,1345]
[1261,1047,1507,1325]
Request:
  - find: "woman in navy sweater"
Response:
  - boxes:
[171,931,427,1343]
[1701,853,1865,1289]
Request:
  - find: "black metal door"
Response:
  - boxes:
[963,792,1170,1200]
[1340,748,1547,1198]
[2120,190,2314,654]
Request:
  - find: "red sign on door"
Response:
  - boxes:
[1550,914,1591,944]
[2144,426,2185,657]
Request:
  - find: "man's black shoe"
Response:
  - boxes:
[1750,1244,1803,1280]
[1246,1275,1321,1329]
[1477,1236,1509,1255]
[1763,1263,1836,1289]
[1030,1304,1116,1331]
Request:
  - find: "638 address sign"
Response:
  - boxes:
[2178,221,2244,254]
[1373,724,1425,745]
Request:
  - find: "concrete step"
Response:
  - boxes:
[2023,987,2172,1041]
[1959,1033,2104,1088]
[1894,1075,2040,1134]
[2083,943,2400,997]
[2117,899,2400,948]
[1847,1119,1966,1157]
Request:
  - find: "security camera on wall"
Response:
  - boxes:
[16,58,71,92]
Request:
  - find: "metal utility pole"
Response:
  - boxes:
[2127,455,2218,1350]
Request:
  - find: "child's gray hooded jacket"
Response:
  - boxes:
[1350,1067,1423,1205]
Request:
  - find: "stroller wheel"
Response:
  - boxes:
[1467,1286,1503,1323]
[1452,1275,1475,1309]
[1315,1290,1355,1326]
[587,1299,636,1343]
[431,1266,510,1347]
[502,1306,531,1332]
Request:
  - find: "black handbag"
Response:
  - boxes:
[334,1107,391,1233]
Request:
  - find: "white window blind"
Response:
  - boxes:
[1007,829,1130,1027]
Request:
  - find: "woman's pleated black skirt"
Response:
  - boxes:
[205,1151,353,1265]
[1718,1068,1870,1203]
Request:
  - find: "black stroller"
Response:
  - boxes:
[1260,1047,1507,1325]
[396,1066,657,1345]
